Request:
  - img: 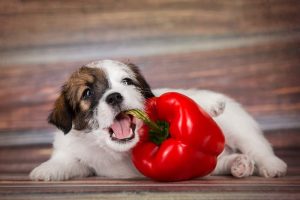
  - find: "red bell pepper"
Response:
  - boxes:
[128,92,225,181]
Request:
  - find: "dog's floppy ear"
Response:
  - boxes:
[127,63,155,99]
[48,91,73,134]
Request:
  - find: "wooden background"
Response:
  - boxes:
[0,0,299,147]
[0,1,300,199]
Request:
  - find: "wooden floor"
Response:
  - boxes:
[0,147,299,200]
[1,0,300,199]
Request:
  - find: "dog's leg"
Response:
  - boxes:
[237,134,288,178]
[189,91,226,117]
[212,148,255,178]
[230,154,255,178]
[189,90,287,177]
[214,102,287,178]
[202,98,226,118]
[193,90,288,177]
[30,151,92,181]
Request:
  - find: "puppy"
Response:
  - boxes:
[30,60,287,181]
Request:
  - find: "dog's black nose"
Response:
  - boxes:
[106,92,123,106]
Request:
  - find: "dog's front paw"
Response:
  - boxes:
[209,99,226,117]
[258,156,287,178]
[231,154,255,178]
[30,160,68,181]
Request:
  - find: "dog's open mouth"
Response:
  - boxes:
[108,112,136,143]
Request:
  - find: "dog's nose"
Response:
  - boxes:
[106,92,123,106]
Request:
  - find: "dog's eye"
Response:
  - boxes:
[122,78,134,86]
[82,88,93,100]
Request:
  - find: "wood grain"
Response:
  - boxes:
[0,148,299,200]
[0,0,299,147]
[1,0,299,50]
[0,144,298,175]
[0,1,299,199]
[1,0,300,65]
[0,37,299,132]
[0,191,299,200]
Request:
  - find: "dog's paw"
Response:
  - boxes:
[30,160,68,181]
[258,156,287,178]
[208,99,226,117]
[231,154,255,178]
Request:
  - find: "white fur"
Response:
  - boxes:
[30,60,287,181]
[90,60,144,151]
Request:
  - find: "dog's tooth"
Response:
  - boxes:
[130,128,134,136]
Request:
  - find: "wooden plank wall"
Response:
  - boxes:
[0,0,300,147]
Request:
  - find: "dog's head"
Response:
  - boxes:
[48,60,154,151]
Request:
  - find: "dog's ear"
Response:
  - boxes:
[48,91,73,134]
[127,63,155,99]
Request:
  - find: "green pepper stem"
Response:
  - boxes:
[126,109,161,133]
[126,109,170,145]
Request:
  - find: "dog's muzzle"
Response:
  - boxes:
[107,112,137,143]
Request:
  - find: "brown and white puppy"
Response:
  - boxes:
[30,60,287,181]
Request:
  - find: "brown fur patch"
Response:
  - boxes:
[48,66,108,134]
[48,93,73,134]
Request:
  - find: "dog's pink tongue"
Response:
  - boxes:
[110,115,132,139]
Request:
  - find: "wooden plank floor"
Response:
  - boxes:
[0,176,299,200]
[0,147,299,200]
[1,0,300,199]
